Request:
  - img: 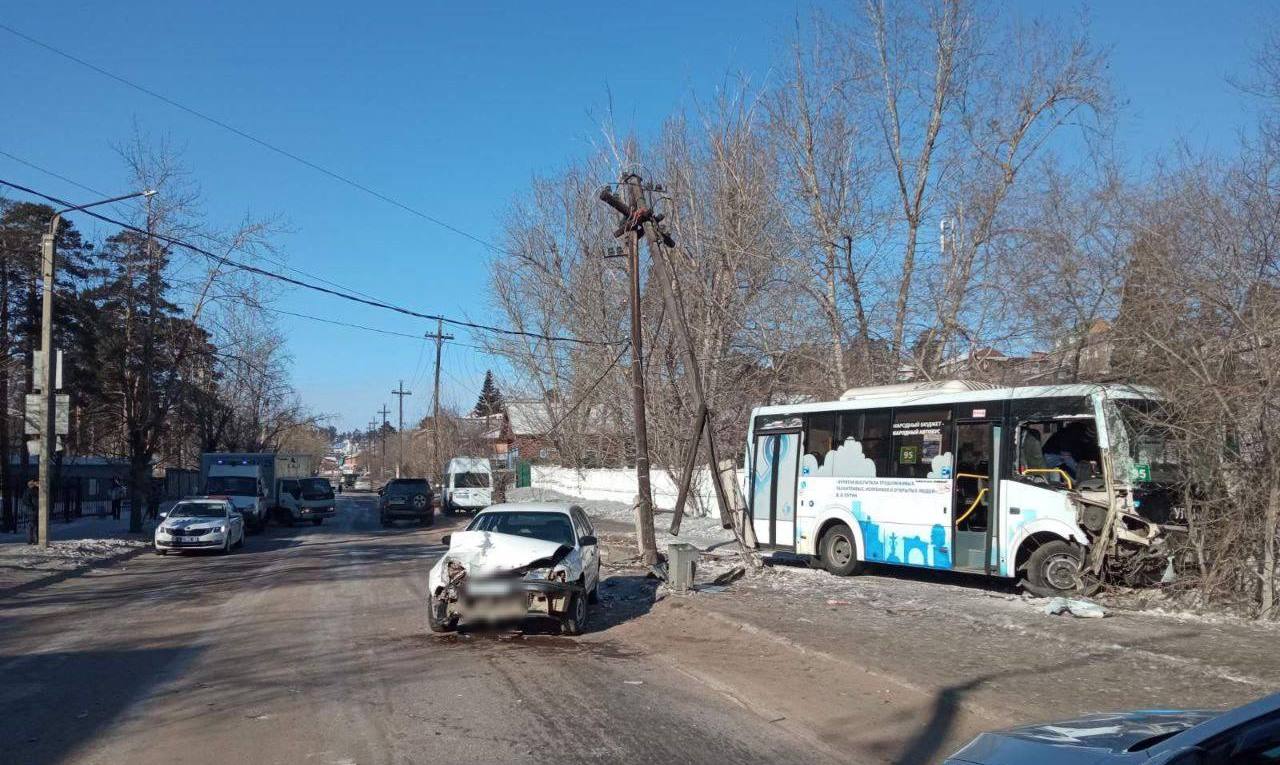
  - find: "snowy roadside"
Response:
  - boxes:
[507,486,737,552]
[0,508,166,585]
[510,483,1280,723]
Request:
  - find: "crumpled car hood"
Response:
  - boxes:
[428,530,583,594]
[444,530,572,575]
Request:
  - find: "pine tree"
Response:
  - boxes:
[473,370,506,417]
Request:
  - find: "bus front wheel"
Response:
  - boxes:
[820,524,862,577]
[1024,540,1086,597]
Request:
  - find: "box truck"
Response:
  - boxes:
[199,453,325,531]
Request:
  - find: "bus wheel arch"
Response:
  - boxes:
[1018,533,1088,597]
[818,521,863,577]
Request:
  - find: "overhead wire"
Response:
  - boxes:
[0,176,622,347]
[0,22,506,255]
[0,148,416,306]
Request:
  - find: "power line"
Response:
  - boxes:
[0,148,391,305]
[165,283,530,356]
[0,176,621,347]
[0,22,506,255]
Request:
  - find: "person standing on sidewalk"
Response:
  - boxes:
[110,478,124,520]
[23,479,38,545]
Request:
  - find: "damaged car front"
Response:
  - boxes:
[427,529,591,635]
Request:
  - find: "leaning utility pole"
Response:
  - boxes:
[600,175,752,564]
[377,404,391,479]
[597,177,658,566]
[390,380,412,478]
[429,319,453,482]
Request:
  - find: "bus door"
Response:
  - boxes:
[749,430,800,548]
[951,420,1000,573]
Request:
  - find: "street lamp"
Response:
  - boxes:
[36,189,155,547]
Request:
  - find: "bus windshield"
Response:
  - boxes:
[1113,399,1181,484]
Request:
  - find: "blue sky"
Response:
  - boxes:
[0,1,1270,431]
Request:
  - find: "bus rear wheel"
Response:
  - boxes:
[820,524,862,577]
[1024,540,1087,597]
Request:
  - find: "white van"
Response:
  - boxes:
[442,457,493,514]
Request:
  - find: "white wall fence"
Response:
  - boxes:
[531,465,722,515]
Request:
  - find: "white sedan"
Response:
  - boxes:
[427,503,601,635]
[154,499,245,555]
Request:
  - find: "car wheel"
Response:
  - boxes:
[222,534,233,554]
[235,530,244,548]
[560,590,589,636]
[312,518,323,526]
[155,547,167,556]
[427,595,457,633]
[1024,540,1086,597]
[820,523,863,576]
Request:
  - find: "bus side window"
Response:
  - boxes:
[892,409,952,479]
[861,411,892,477]
[805,412,838,468]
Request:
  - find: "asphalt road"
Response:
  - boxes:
[0,494,842,765]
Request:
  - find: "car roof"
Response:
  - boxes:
[477,502,579,516]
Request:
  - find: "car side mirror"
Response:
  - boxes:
[579,535,597,547]
[441,534,452,545]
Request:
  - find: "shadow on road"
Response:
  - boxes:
[0,646,197,765]
[882,629,1205,765]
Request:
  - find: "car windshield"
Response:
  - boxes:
[169,503,226,519]
[455,472,489,488]
[468,511,575,547]
[300,478,331,493]
[205,476,258,496]
[386,479,428,493]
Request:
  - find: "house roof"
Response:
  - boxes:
[505,401,553,437]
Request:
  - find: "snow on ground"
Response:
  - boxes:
[0,507,165,577]
[507,486,737,552]
[1,537,149,573]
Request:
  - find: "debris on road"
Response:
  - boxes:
[1044,597,1107,619]
[826,598,852,606]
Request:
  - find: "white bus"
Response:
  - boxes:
[744,381,1183,596]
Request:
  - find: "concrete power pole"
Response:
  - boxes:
[36,189,153,547]
[390,380,411,478]
[377,404,391,479]
[429,320,453,483]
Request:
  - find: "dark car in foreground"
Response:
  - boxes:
[378,478,433,526]
[945,692,1280,764]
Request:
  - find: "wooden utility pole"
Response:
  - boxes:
[429,319,454,483]
[600,175,754,564]
[390,380,412,478]
[377,404,391,479]
[597,179,659,566]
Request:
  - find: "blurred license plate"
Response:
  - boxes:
[467,581,513,596]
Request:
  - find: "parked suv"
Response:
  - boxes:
[379,478,433,526]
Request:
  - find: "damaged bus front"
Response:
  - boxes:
[743,382,1185,596]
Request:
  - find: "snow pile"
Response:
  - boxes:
[2,537,148,572]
